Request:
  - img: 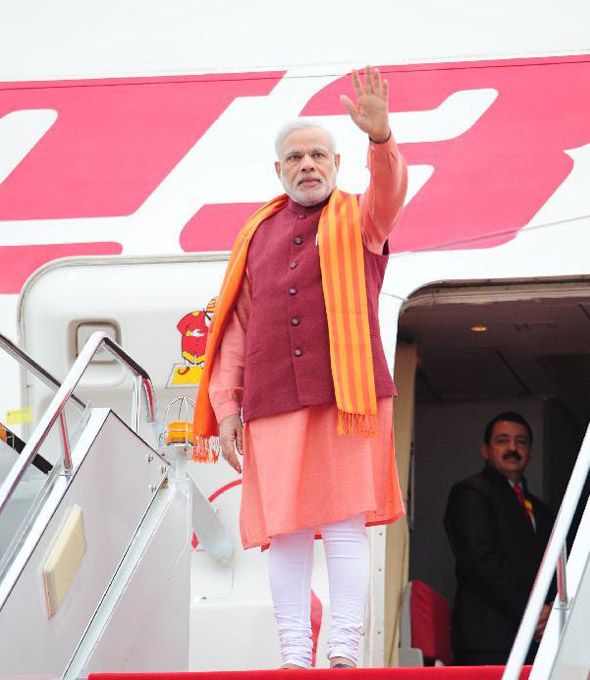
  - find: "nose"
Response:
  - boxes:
[299,153,317,172]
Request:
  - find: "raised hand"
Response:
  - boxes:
[340,66,391,143]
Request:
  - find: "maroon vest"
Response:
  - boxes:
[242,197,397,422]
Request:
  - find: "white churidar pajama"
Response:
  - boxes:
[268,513,370,668]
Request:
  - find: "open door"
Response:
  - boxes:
[385,342,418,666]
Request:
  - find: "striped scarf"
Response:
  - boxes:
[192,188,377,462]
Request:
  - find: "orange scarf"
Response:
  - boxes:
[193,188,377,462]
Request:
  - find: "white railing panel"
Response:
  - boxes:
[547,550,590,679]
[504,421,590,680]
[531,485,590,680]
[0,410,167,676]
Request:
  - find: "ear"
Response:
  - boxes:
[481,443,489,461]
[334,153,341,169]
[274,161,282,179]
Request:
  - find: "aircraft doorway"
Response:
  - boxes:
[397,280,590,610]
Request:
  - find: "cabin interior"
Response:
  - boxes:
[395,279,590,629]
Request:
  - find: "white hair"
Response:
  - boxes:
[274,120,337,158]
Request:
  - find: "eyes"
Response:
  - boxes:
[495,436,529,446]
[283,150,331,165]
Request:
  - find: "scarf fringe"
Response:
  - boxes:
[193,435,221,463]
[337,410,378,438]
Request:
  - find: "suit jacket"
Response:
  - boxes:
[444,464,555,656]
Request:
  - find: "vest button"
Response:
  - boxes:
[294,348,303,357]
[288,288,297,296]
[290,261,298,269]
[297,214,306,220]
[294,236,303,245]
[291,317,300,326]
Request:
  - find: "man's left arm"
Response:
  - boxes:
[360,137,408,253]
[340,66,408,253]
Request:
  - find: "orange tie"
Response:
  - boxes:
[513,484,535,527]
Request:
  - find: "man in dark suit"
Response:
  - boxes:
[444,411,555,666]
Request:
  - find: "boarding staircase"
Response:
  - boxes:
[1,330,590,679]
[0,331,230,677]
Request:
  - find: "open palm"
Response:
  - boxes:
[340,66,391,143]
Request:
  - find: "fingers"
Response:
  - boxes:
[351,66,386,97]
[371,66,380,93]
[351,69,363,98]
[364,65,374,94]
[345,66,389,135]
[370,66,387,98]
[225,448,242,474]
[236,422,244,456]
[339,94,358,118]
[219,414,243,474]
[220,435,242,473]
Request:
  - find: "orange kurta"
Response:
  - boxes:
[209,137,406,549]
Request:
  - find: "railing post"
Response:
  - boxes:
[59,412,72,474]
[0,332,156,515]
[132,375,142,433]
[556,543,569,633]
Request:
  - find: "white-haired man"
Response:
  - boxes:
[194,67,407,668]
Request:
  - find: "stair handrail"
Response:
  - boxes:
[0,332,86,412]
[502,421,590,679]
[0,332,156,516]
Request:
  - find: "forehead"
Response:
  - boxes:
[280,127,333,156]
[491,420,530,441]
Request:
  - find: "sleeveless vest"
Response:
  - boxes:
[242,198,396,422]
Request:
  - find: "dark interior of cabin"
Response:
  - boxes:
[398,281,590,606]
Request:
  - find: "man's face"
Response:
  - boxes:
[481,420,533,482]
[275,127,340,206]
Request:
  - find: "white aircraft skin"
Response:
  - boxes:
[1,0,590,673]
[0,0,588,396]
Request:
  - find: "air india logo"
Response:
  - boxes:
[2,56,590,295]
[168,297,217,387]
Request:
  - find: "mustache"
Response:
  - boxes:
[297,174,322,185]
[503,450,522,461]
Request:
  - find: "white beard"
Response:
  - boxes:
[281,167,338,206]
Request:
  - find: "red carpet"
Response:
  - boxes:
[90,667,531,680]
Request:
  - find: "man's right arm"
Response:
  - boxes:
[208,277,251,473]
[444,483,531,621]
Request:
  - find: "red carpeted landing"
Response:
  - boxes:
[90,667,531,680]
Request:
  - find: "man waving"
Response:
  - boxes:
[194,66,407,669]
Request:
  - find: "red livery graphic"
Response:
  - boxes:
[2,57,590,294]
[303,56,590,252]
[183,56,590,253]
[0,72,284,220]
